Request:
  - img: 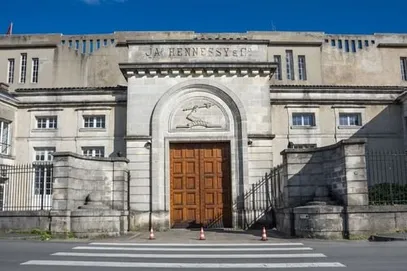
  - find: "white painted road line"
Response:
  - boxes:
[72,246,314,252]
[21,260,347,268]
[89,242,305,247]
[52,252,327,259]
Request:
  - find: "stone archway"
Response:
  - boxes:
[150,80,248,229]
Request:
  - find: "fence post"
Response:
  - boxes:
[265,172,270,207]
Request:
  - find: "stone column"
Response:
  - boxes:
[342,139,369,206]
[50,154,72,236]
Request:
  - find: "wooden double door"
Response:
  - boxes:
[170,142,232,228]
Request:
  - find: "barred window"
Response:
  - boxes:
[401,57,407,81]
[19,53,27,83]
[298,55,307,81]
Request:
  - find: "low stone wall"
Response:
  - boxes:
[347,205,407,237]
[293,204,344,239]
[0,211,50,232]
[277,205,407,239]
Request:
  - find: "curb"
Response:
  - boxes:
[369,235,407,242]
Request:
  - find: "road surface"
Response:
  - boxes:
[1,239,406,270]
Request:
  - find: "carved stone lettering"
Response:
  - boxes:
[144,46,252,59]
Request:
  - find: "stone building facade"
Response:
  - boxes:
[0,31,407,230]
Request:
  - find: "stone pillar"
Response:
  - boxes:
[50,154,72,236]
[342,139,369,206]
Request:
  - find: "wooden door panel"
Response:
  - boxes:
[170,142,231,228]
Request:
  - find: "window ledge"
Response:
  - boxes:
[290,126,317,130]
[79,128,106,132]
[31,129,58,133]
[338,125,363,129]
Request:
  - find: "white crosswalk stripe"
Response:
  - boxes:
[20,242,347,269]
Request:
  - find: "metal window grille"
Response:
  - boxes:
[285,50,294,80]
[273,55,282,80]
[298,55,307,81]
[31,58,39,83]
[7,59,14,84]
[20,53,27,83]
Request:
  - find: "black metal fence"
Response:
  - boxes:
[242,165,284,229]
[366,151,407,205]
[0,163,53,211]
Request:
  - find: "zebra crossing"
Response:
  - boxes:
[20,242,346,269]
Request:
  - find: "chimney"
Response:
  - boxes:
[0,83,9,92]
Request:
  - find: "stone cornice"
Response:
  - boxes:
[120,39,270,46]
[270,85,407,92]
[120,62,276,78]
[52,151,129,163]
[16,100,126,108]
[124,135,152,141]
[0,43,58,49]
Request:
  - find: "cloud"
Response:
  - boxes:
[81,0,126,5]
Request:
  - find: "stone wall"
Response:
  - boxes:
[279,138,368,208]
[0,211,50,232]
[275,139,369,238]
[52,152,129,211]
[51,152,129,237]
[347,206,407,237]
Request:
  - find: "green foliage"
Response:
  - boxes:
[30,229,52,241]
[369,183,407,205]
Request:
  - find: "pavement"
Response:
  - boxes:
[1,230,407,270]
[1,228,407,243]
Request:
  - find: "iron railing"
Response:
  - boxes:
[206,165,284,229]
[242,165,284,229]
[0,163,53,211]
[366,151,407,205]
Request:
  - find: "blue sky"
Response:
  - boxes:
[2,0,407,35]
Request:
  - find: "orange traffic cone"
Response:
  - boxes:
[199,227,206,240]
[261,227,268,241]
[149,228,155,240]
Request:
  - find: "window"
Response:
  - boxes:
[273,55,282,80]
[36,116,57,129]
[34,148,54,196]
[7,59,14,84]
[0,121,10,155]
[83,115,105,128]
[285,50,294,80]
[82,147,105,158]
[298,55,307,81]
[292,113,315,127]
[31,58,39,83]
[400,57,407,81]
[339,113,362,126]
[19,53,27,83]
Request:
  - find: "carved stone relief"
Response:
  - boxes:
[170,98,228,131]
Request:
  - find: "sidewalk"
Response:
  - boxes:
[92,228,293,244]
[369,232,407,242]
